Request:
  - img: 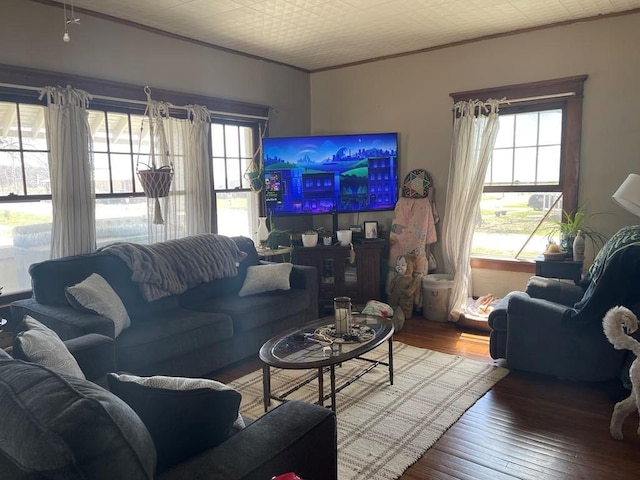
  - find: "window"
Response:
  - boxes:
[452,75,587,263]
[88,109,150,248]
[211,121,260,239]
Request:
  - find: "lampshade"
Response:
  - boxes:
[612,173,640,217]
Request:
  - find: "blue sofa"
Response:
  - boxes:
[0,338,337,480]
[10,235,318,377]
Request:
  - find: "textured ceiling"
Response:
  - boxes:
[46,0,640,71]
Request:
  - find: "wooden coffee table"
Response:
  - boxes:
[259,314,394,412]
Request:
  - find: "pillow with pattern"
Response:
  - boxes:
[238,263,292,297]
[12,316,85,379]
[65,273,130,337]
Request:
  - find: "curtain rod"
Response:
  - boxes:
[499,92,576,104]
[0,82,270,121]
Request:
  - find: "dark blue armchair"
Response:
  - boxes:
[488,225,640,382]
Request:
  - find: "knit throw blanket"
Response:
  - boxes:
[588,225,640,285]
[101,234,247,301]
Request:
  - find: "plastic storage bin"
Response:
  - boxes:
[422,274,454,322]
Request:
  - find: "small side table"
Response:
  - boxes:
[257,246,293,263]
[534,255,583,284]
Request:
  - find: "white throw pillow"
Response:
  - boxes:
[66,273,131,337]
[238,263,292,297]
[13,316,85,379]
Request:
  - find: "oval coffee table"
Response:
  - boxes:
[259,314,394,412]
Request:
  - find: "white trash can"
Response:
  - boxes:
[422,274,454,322]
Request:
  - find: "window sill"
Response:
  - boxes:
[470,256,535,274]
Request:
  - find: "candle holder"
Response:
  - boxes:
[333,296,351,336]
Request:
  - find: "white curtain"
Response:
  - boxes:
[148,115,185,243]
[442,99,500,317]
[40,86,95,258]
[147,106,212,242]
[183,105,212,235]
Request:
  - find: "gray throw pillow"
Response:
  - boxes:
[238,262,292,297]
[13,316,85,379]
[107,373,244,473]
[65,273,131,337]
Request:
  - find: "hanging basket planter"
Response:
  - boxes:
[137,165,174,199]
[244,168,264,192]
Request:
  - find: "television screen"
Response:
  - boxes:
[263,132,398,216]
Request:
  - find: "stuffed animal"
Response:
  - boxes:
[387,254,421,319]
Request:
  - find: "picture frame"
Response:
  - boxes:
[364,221,378,239]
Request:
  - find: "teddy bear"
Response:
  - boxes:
[387,254,421,319]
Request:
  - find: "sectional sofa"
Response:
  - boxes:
[10,234,318,377]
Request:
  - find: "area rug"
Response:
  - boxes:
[229,341,509,480]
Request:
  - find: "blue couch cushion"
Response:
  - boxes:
[116,309,234,373]
[0,358,156,479]
[191,289,311,332]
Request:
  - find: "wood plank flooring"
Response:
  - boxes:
[215,318,640,480]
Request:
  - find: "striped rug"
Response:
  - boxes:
[229,341,509,480]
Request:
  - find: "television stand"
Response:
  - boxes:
[293,241,386,313]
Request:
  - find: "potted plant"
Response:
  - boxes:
[301,229,318,247]
[266,213,289,249]
[547,205,608,256]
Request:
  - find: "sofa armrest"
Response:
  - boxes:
[158,401,337,480]
[290,264,319,320]
[524,276,584,306]
[10,298,115,340]
[64,334,116,384]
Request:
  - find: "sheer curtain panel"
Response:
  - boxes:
[183,105,212,236]
[442,99,500,318]
[148,115,184,243]
[40,86,95,258]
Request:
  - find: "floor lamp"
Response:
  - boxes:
[612,173,640,217]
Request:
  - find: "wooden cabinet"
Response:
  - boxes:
[294,241,385,313]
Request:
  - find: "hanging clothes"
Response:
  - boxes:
[389,196,438,277]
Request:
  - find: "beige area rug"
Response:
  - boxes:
[229,341,509,480]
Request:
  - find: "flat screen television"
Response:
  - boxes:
[263,132,398,217]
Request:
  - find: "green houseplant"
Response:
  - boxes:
[266,213,289,249]
[548,205,608,255]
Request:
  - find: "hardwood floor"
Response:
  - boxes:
[216,318,640,480]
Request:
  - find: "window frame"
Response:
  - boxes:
[451,75,587,271]
[209,118,265,232]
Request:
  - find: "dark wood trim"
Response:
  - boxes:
[0,63,270,119]
[450,75,587,104]
[311,9,640,73]
[470,257,535,274]
[562,96,583,216]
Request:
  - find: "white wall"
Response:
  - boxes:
[0,0,311,138]
[311,13,640,296]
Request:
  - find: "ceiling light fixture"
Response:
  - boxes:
[62,0,80,43]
